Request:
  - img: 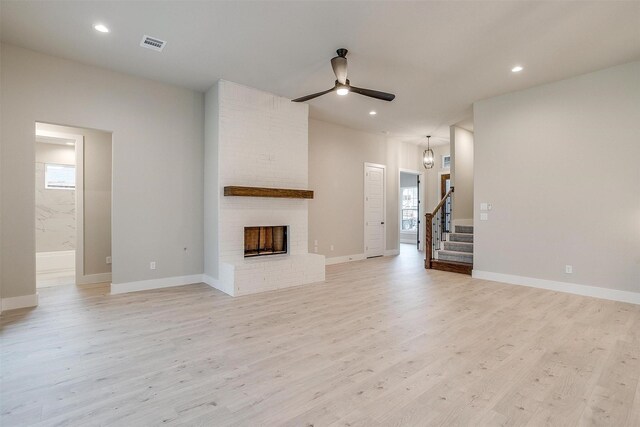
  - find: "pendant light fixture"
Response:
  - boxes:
[423,135,435,169]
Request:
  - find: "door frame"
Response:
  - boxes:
[399,168,425,251]
[364,162,386,258]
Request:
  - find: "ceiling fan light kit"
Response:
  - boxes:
[292,49,395,103]
[423,136,435,169]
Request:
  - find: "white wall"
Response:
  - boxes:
[423,144,451,213]
[204,80,324,295]
[216,80,310,262]
[450,126,474,223]
[308,119,424,259]
[0,43,204,300]
[474,61,640,296]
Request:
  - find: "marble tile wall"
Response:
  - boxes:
[35,162,76,252]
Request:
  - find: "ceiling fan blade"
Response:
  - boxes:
[331,56,348,84]
[291,87,336,102]
[350,86,396,102]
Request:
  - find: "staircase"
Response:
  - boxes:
[424,187,473,275]
[432,225,473,274]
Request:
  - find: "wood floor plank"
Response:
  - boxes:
[1,246,639,426]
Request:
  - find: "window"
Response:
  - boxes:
[401,187,418,232]
[442,155,451,169]
[45,164,75,190]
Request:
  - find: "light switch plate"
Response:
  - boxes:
[480,212,489,221]
[480,203,488,211]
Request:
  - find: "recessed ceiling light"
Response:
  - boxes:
[511,65,523,73]
[369,111,377,116]
[94,24,109,33]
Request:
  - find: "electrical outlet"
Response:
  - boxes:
[106,256,112,264]
[150,261,156,270]
[314,240,318,246]
[330,245,334,251]
[314,246,318,253]
[565,265,573,274]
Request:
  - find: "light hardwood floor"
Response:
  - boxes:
[2,246,639,426]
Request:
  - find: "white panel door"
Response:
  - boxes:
[364,164,385,258]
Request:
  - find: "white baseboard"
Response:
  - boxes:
[325,253,366,265]
[385,249,400,256]
[76,272,112,285]
[110,274,203,295]
[472,270,640,305]
[202,274,234,296]
[1,293,39,312]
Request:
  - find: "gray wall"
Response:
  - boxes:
[450,126,474,223]
[308,119,423,258]
[474,61,640,293]
[0,43,204,299]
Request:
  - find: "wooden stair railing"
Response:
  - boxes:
[425,186,454,269]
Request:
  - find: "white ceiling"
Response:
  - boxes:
[2,1,639,145]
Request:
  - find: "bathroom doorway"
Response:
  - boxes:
[35,122,113,288]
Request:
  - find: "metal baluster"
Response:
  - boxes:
[432,215,436,257]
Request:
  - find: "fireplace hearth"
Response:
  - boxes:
[244,226,288,258]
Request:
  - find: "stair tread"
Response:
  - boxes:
[443,241,473,253]
[449,233,474,243]
[439,249,473,255]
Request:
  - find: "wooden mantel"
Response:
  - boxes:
[223,186,314,199]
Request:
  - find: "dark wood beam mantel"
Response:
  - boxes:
[223,186,314,199]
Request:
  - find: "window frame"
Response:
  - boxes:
[44,163,76,190]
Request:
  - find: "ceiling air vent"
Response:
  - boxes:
[140,35,166,52]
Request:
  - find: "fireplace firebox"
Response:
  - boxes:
[244,226,288,258]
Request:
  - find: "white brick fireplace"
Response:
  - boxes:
[203,80,325,296]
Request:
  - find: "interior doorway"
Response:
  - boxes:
[35,122,113,289]
[34,127,82,287]
[399,169,424,252]
[364,163,386,258]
